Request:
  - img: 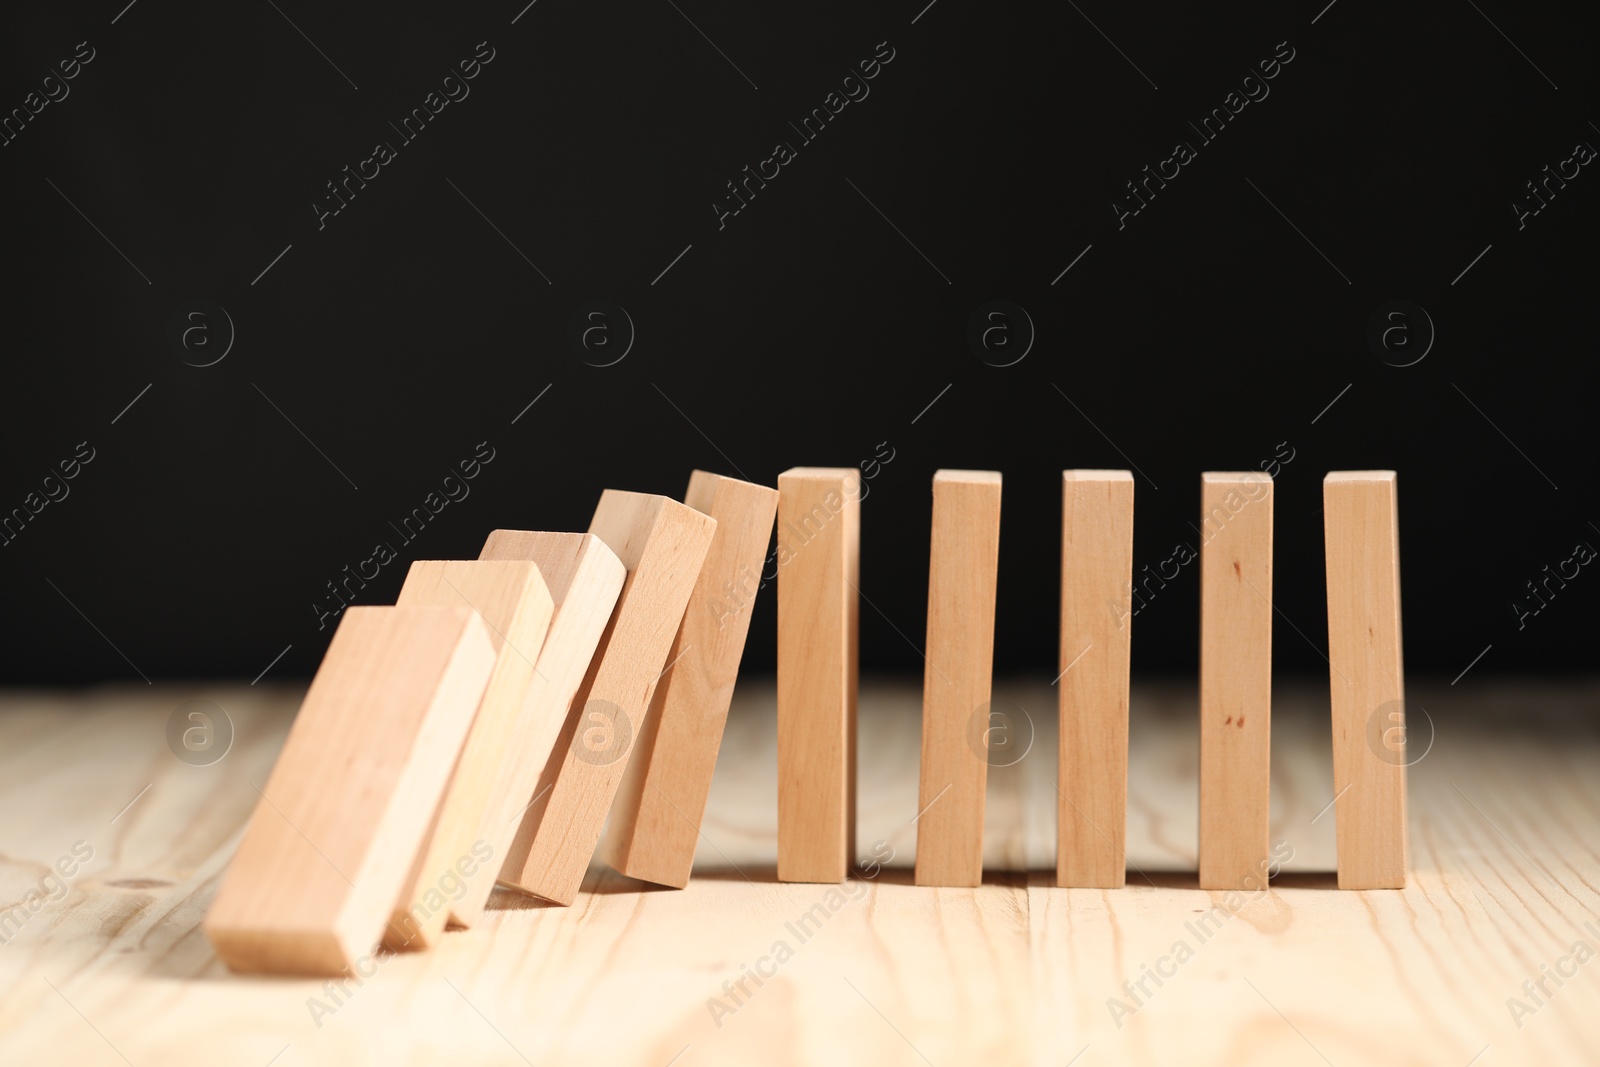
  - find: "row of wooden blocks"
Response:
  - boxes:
[203,468,1405,976]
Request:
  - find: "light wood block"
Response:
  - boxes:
[457,532,627,919]
[913,470,1002,887]
[1056,469,1134,888]
[497,492,717,905]
[1324,470,1407,889]
[381,560,553,950]
[1198,471,1274,891]
[601,472,779,888]
[776,467,861,883]
[203,606,495,975]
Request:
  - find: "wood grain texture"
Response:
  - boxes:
[497,491,717,905]
[1324,470,1407,889]
[602,471,779,889]
[1198,472,1274,891]
[776,467,861,884]
[381,560,553,950]
[1057,469,1134,888]
[914,470,1001,887]
[467,531,626,920]
[3,678,1594,1066]
[203,606,496,975]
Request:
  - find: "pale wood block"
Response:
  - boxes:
[1198,471,1274,891]
[1324,470,1407,889]
[450,532,627,921]
[380,560,553,951]
[1056,469,1134,889]
[601,472,780,888]
[776,467,861,883]
[497,492,717,904]
[915,470,1002,887]
[203,606,495,975]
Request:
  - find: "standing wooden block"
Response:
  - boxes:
[498,492,717,905]
[1057,470,1134,889]
[601,472,780,888]
[457,531,627,920]
[204,607,495,975]
[776,467,861,884]
[1324,471,1407,889]
[915,470,1002,887]
[1198,471,1274,891]
[381,560,554,951]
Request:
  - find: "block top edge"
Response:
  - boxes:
[1324,470,1397,482]
[934,469,1002,483]
[1061,469,1132,481]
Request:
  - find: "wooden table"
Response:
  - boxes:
[0,678,1594,1065]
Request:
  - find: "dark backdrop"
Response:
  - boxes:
[1,0,1594,683]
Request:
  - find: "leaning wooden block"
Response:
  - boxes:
[204,606,495,975]
[451,532,627,922]
[915,470,1001,888]
[498,492,717,905]
[776,467,861,884]
[1198,471,1274,891]
[601,471,779,889]
[1324,471,1407,889]
[1057,469,1134,889]
[382,560,553,951]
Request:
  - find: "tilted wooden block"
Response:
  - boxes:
[382,560,553,951]
[1198,472,1275,891]
[601,471,779,889]
[1324,471,1407,889]
[776,467,861,884]
[1057,470,1134,889]
[915,470,1002,888]
[204,606,495,975]
[458,532,627,920]
[498,491,717,905]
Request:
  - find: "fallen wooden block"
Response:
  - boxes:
[1056,469,1134,889]
[1198,471,1274,891]
[776,467,861,884]
[204,606,495,975]
[449,532,627,921]
[498,491,717,905]
[1324,470,1407,889]
[381,560,554,951]
[601,471,779,889]
[915,470,1002,888]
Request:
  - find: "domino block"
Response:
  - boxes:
[498,491,717,905]
[776,467,860,883]
[452,532,627,921]
[1057,470,1134,889]
[601,471,779,888]
[1198,472,1274,891]
[204,606,495,975]
[382,560,554,950]
[1324,471,1407,889]
[915,470,1002,888]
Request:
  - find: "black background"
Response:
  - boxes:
[1,0,1594,684]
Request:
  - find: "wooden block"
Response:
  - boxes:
[381,560,554,951]
[1198,471,1274,891]
[204,606,495,975]
[776,467,861,883]
[600,472,780,888]
[446,532,627,921]
[1056,470,1134,889]
[497,492,717,905]
[915,470,1002,888]
[1324,470,1407,889]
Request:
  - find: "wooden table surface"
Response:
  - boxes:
[0,678,1595,1066]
